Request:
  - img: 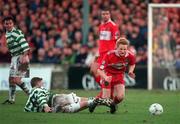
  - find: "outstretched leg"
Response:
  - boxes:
[52,93,94,113]
[89,97,117,114]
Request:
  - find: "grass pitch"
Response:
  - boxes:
[0,89,179,124]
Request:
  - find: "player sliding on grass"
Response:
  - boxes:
[24,77,116,113]
[89,37,136,113]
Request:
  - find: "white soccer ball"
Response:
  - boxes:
[149,103,163,115]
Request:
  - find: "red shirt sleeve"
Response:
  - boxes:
[111,25,119,41]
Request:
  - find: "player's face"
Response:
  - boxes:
[37,80,43,88]
[101,11,110,22]
[4,20,14,32]
[117,45,128,56]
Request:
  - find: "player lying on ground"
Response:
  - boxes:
[89,37,136,113]
[24,77,116,113]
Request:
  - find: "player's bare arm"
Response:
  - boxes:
[19,51,30,64]
[97,69,112,83]
[43,105,52,113]
[128,64,136,78]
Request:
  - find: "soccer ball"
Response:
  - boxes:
[149,103,163,115]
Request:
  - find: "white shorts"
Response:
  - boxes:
[10,55,30,78]
[52,93,80,108]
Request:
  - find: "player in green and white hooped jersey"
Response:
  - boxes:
[24,77,96,113]
[2,16,30,105]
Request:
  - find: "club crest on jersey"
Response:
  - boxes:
[102,60,105,64]
[100,61,105,69]
[100,65,104,69]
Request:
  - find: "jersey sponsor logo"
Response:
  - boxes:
[108,62,127,70]
[99,31,111,40]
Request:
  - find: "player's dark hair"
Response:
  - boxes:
[30,77,42,87]
[2,15,15,23]
[101,7,110,12]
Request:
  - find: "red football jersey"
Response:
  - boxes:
[98,20,119,54]
[99,50,135,74]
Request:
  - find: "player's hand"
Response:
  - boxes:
[44,106,52,113]
[104,76,112,83]
[90,62,99,76]
[19,54,29,64]
[128,72,135,79]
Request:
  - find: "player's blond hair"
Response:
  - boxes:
[116,37,129,48]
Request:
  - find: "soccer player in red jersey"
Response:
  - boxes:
[90,7,119,98]
[99,37,135,103]
[89,38,135,113]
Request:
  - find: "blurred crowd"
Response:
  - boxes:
[0,0,179,67]
[152,7,180,68]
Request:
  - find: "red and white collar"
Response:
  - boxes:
[102,19,111,24]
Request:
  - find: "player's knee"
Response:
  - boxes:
[114,95,124,104]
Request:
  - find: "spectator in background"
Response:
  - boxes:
[1,0,179,66]
[36,48,46,63]
[44,48,59,64]
[136,47,147,65]
[152,7,180,68]
[0,44,11,63]
[175,45,180,69]
[85,46,98,66]
[75,45,88,64]
[0,30,11,63]
[55,29,71,48]
[61,46,76,65]
[74,31,82,44]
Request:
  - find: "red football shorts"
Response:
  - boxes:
[101,72,125,89]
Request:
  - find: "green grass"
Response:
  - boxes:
[0,89,179,124]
